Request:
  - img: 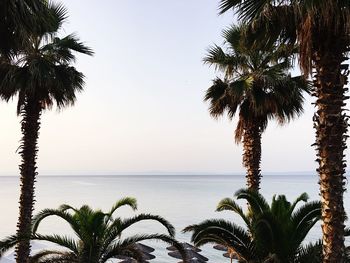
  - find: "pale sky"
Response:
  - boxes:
[0,0,348,175]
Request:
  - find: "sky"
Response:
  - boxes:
[0,0,348,176]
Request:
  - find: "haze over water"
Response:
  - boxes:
[1,174,349,262]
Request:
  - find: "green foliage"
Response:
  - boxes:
[204,24,310,143]
[0,2,93,114]
[217,0,350,75]
[0,198,185,263]
[184,189,322,262]
[0,0,55,57]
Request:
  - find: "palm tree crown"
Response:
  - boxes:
[0,3,93,113]
[184,189,322,263]
[1,198,185,263]
[218,0,350,75]
[0,0,52,57]
[205,24,309,142]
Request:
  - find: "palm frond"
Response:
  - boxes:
[184,219,255,260]
[29,250,76,263]
[216,197,250,226]
[218,0,241,15]
[289,192,309,215]
[0,235,18,256]
[32,209,81,240]
[107,197,138,219]
[295,240,322,263]
[33,234,78,254]
[235,188,270,215]
[117,214,176,237]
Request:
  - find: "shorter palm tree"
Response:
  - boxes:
[184,189,321,263]
[204,24,310,191]
[0,197,185,263]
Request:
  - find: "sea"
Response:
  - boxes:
[0,174,349,262]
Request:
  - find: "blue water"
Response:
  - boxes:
[0,174,349,262]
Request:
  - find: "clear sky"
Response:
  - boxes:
[0,0,348,175]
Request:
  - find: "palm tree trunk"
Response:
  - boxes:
[15,97,42,263]
[242,122,262,191]
[313,43,348,262]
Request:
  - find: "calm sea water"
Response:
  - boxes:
[0,174,349,262]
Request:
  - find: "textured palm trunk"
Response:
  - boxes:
[15,98,42,263]
[242,123,262,191]
[313,43,348,262]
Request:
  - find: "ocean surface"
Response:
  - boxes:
[0,174,349,262]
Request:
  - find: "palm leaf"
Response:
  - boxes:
[216,197,250,226]
[32,234,78,254]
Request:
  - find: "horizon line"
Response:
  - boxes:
[0,171,331,177]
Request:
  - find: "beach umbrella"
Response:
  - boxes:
[177,259,206,263]
[116,253,155,261]
[166,242,201,252]
[118,259,150,263]
[168,250,209,261]
[213,244,227,251]
[115,242,155,262]
[140,253,155,260]
[136,243,155,253]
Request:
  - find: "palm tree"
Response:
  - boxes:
[184,189,322,263]
[0,0,52,57]
[0,3,93,262]
[204,24,309,191]
[0,198,186,263]
[218,1,350,261]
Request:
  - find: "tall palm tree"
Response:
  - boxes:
[0,3,93,262]
[204,24,309,191]
[0,198,186,263]
[218,1,350,261]
[184,189,322,263]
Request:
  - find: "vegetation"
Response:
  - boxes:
[0,198,185,263]
[218,1,350,261]
[184,189,322,262]
[0,0,51,57]
[0,3,93,262]
[204,24,310,191]
[0,1,349,262]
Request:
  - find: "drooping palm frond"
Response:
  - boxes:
[294,240,322,263]
[33,234,79,254]
[0,235,18,257]
[32,209,81,239]
[116,214,176,237]
[29,250,76,263]
[184,219,256,261]
[216,197,250,226]
[235,188,270,214]
[107,197,138,218]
